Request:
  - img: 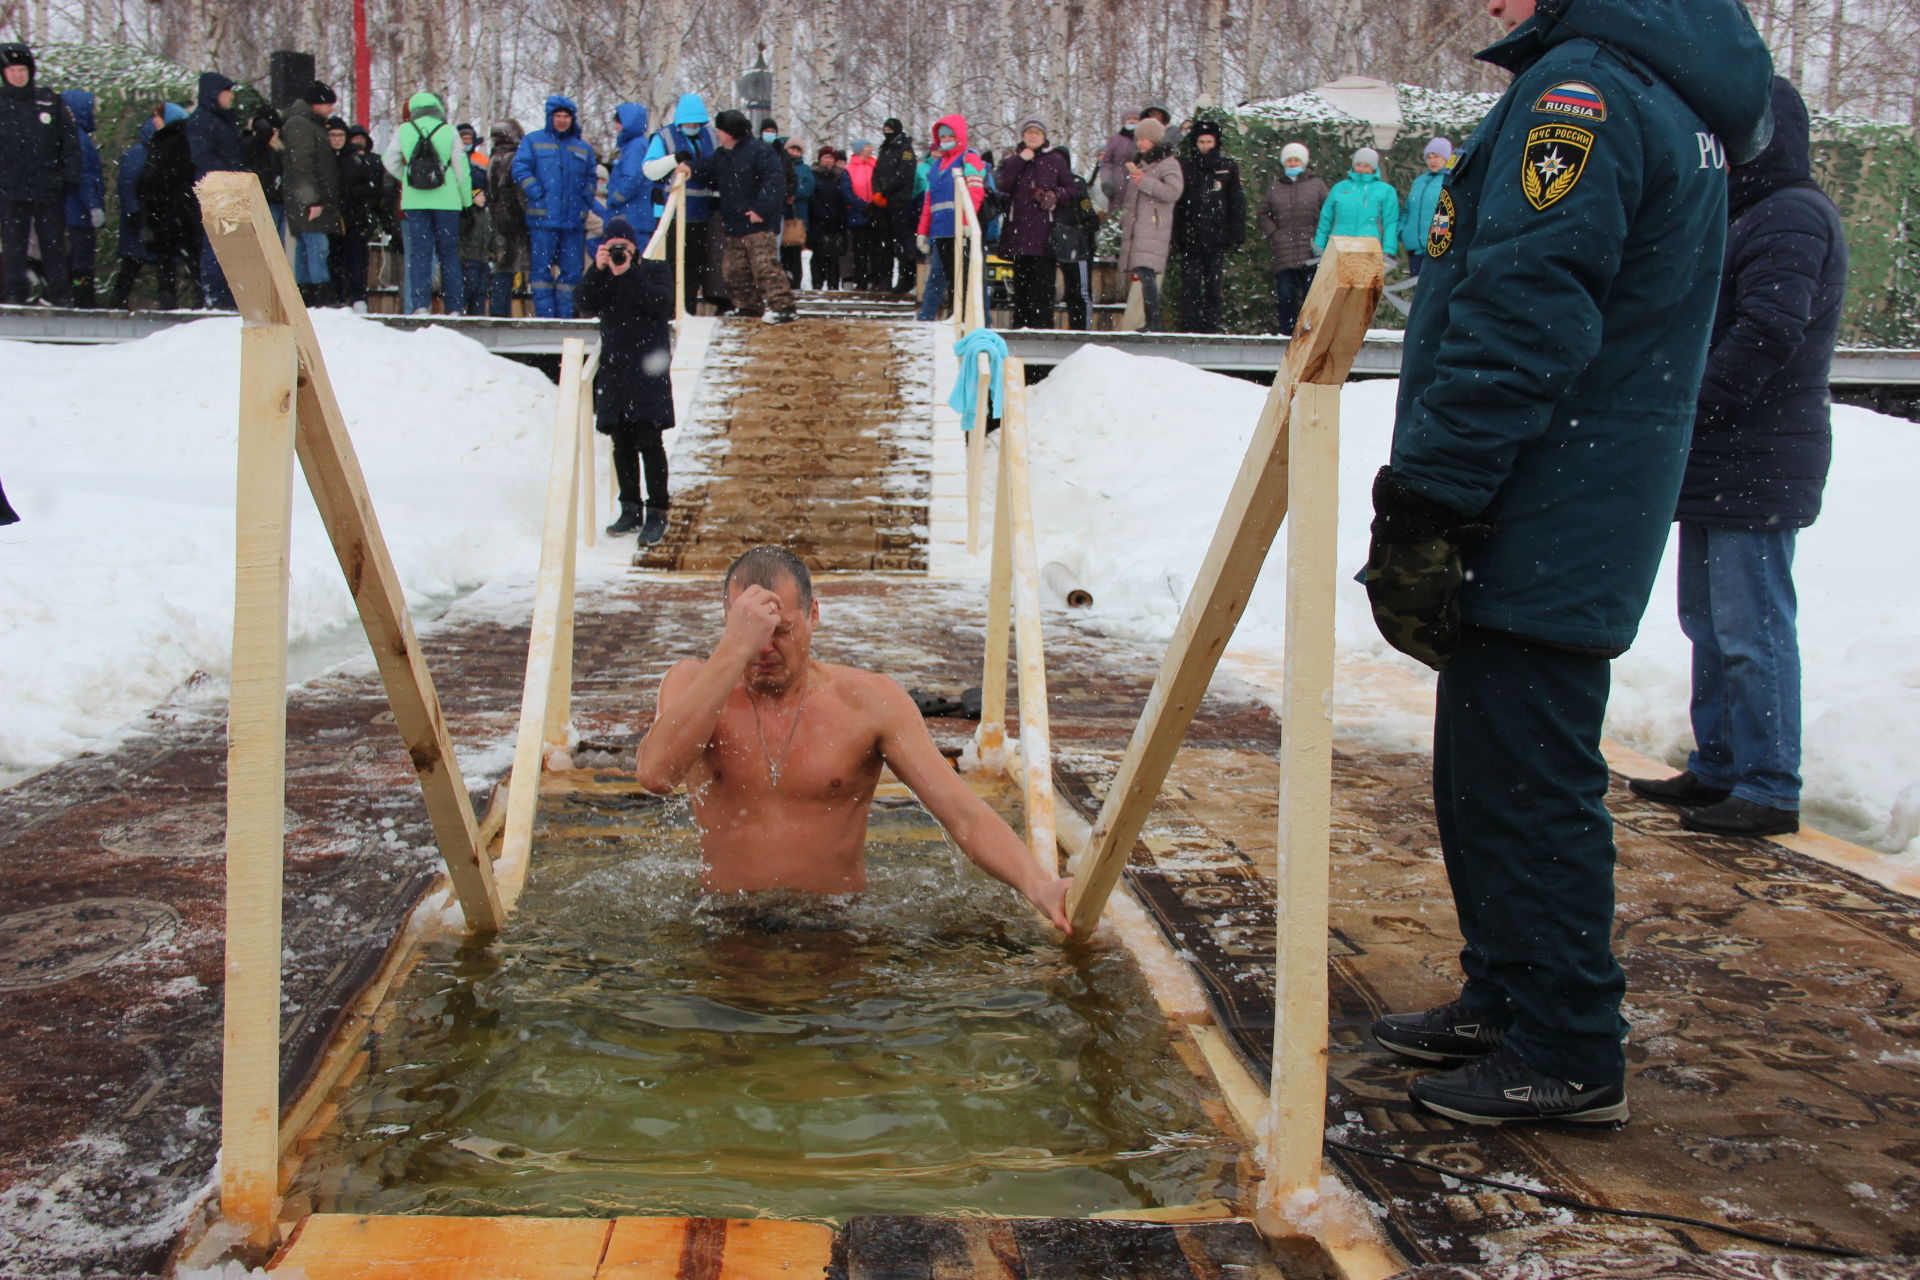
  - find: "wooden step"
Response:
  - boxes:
[269,1214,834,1279]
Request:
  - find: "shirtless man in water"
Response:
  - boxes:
[634,547,1073,932]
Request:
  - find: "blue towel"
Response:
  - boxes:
[948,328,1008,430]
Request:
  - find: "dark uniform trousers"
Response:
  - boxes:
[1434,626,1626,1085]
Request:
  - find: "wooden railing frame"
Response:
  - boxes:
[1057,236,1383,1220]
[203,171,507,1252]
[954,168,993,554]
[502,337,597,886]
[642,173,689,326]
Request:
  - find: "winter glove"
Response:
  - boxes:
[90,207,106,228]
[871,193,888,209]
[1034,188,1057,211]
[1360,466,1495,672]
[916,234,930,254]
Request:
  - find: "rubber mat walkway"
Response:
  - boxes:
[638,317,934,573]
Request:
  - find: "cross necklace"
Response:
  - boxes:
[747,681,809,787]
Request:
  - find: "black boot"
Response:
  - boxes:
[605,501,643,536]
[638,505,668,546]
[297,282,318,309]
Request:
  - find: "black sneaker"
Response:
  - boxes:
[637,506,668,546]
[762,307,798,325]
[1682,796,1798,837]
[1372,1000,1508,1065]
[605,502,643,536]
[1409,1045,1629,1126]
[1626,771,1731,808]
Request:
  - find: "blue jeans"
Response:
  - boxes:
[1678,523,1802,810]
[528,227,584,317]
[292,231,331,284]
[917,236,988,323]
[402,209,463,314]
[1273,267,1311,335]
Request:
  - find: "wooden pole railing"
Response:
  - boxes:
[973,358,1057,875]
[643,174,689,326]
[503,337,593,877]
[954,168,993,554]
[202,170,506,1252]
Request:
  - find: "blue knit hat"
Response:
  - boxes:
[605,217,636,243]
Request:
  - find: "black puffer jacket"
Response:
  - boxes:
[0,44,80,203]
[576,258,676,426]
[1680,77,1848,531]
[135,119,200,256]
[185,72,243,177]
[336,129,388,238]
[696,137,786,235]
[1174,124,1245,254]
[242,106,283,204]
[872,127,916,212]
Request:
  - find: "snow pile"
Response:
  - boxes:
[1025,345,1920,858]
[0,313,556,778]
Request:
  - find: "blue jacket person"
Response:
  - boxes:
[1361,0,1774,1126]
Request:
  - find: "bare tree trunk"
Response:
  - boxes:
[1047,0,1070,138]
[1244,0,1269,101]
[773,0,797,128]
[1825,0,1846,112]
[656,0,687,109]
[1198,0,1223,106]
[1788,0,1808,83]
[815,0,843,142]
[995,0,1014,144]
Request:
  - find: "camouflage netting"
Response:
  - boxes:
[1181,84,1919,347]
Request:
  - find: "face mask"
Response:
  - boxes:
[761,131,775,142]
[680,123,701,136]
[1284,165,1304,178]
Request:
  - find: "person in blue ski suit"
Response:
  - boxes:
[512,94,597,316]
[604,102,657,241]
[638,93,727,312]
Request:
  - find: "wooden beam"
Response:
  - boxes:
[199,171,503,934]
[976,407,1015,772]
[966,357,989,555]
[577,349,599,548]
[1265,381,1340,1213]
[222,322,299,1252]
[1065,237,1381,937]
[1002,360,1057,873]
[503,338,587,879]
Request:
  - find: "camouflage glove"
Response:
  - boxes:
[1361,466,1493,672]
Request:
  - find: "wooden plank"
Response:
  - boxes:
[578,349,600,548]
[199,171,502,935]
[966,357,989,555]
[1268,383,1339,1207]
[223,322,299,1251]
[599,1217,834,1279]
[504,338,587,883]
[548,351,593,754]
[269,1213,609,1279]
[976,402,1015,772]
[1065,237,1381,938]
[1002,363,1056,873]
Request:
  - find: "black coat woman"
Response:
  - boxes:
[576,216,676,545]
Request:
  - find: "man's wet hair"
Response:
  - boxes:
[724,546,813,607]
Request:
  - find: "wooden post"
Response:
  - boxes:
[546,360,585,755]
[199,172,504,935]
[1002,362,1056,872]
[1065,236,1382,937]
[505,339,585,872]
[1265,381,1341,1214]
[578,351,597,549]
[976,410,1015,771]
[965,356,989,555]
[952,168,969,338]
[674,184,688,325]
[221,323,298,1252]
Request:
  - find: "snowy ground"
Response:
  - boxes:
[0,313,558,781]
[1021,346,1920,859]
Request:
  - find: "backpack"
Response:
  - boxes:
[407,119,447,190]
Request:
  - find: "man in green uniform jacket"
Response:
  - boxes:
[1362,0,1773,1125]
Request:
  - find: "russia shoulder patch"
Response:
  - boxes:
[1533,81,1608,122]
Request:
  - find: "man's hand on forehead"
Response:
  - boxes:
[723,583,784,653]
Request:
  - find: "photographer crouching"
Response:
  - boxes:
[577,216,677,546]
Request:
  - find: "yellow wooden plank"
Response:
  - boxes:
[271,1214,610,1279]
[598,1217,834,1278]
[224,322,300,1250]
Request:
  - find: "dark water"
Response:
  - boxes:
[289,786,1240,1221]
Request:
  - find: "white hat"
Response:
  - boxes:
[1281,143,1309,166]
[1352,146,1381,170]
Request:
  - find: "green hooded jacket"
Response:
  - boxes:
[382,91,472,212]
[1388,0,1773,652]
